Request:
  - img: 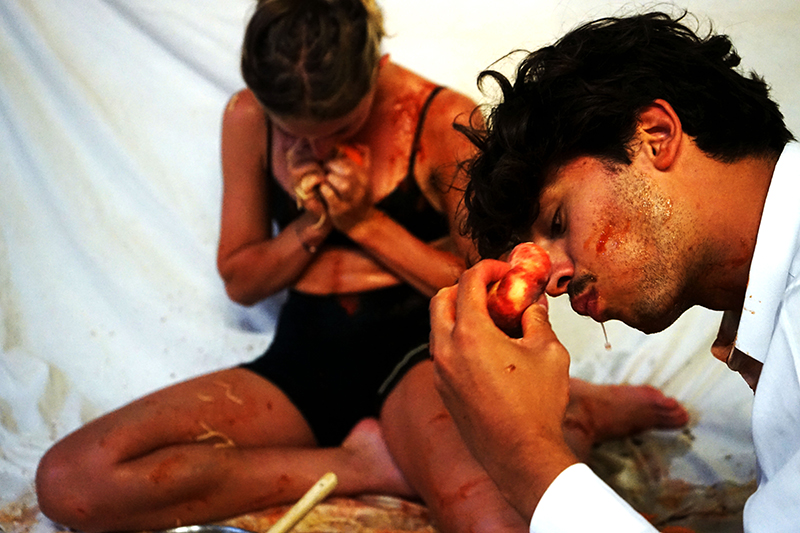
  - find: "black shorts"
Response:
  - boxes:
[241,285,431,447]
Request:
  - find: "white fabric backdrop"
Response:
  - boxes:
[1,0,798,529]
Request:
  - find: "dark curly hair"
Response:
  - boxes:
[457,11,794,259]
[241,0,384,120]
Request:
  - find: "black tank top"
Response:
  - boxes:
[267,86,449,246]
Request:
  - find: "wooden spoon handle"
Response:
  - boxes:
[265,472,338,533]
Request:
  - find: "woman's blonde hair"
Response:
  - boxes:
[242,0,385,120]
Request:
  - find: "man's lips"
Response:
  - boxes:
[570,287,599,319]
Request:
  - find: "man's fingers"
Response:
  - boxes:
[429,285,458,358]
[457,260,511,301]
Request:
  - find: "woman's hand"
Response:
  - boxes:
[287,140,329,225]
[318,145,374,233]
[429,259,577,519]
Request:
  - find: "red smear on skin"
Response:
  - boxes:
[456,479,482,499]
[337,294,360,316]
[391,94,423,129]
[414,142,426,165]
[592,221,630,255]
[438,478,483,509]
[338,145,364,167]
[596,223,613,254]
[148,453,184,484]
[250,477,293,510]
[428,411,450,425]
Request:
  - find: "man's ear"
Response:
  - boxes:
[637,99,682,171]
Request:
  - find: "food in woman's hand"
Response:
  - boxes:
[486,242,551,336]
[292,145,364,228]
[293,172,327,228]
[294,172,324,207]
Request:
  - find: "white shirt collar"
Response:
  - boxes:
[735,143,800,363]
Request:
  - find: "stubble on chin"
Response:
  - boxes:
[604,167,690,332]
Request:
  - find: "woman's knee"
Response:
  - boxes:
[36,444,96,529]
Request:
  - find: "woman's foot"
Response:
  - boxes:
[569,380,689,442]
[341,418,416,498]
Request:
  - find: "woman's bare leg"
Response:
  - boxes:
[380,362,689,533]
[381,361,528,533]
[36,368,413,533]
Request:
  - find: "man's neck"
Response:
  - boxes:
[681,148,777,312]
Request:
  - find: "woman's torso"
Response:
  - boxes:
[265,63,451,294]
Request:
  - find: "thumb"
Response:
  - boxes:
[519,301,554,336]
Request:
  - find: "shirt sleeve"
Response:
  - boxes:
[529,463,658,533]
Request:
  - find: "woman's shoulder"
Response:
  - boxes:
[223,89,267,129]
[379,62,478,123]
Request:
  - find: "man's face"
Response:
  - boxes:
[530,156,695,333]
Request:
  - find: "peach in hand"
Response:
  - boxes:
[486,242,552,336]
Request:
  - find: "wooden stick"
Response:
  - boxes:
[265,472,338,533]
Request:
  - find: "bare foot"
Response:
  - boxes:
[567,379,689,444]
[341,418,417,498]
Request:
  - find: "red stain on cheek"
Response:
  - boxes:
[592,221,630,255]
[596,223,612,254]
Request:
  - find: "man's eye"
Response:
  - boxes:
[550,209,564,237]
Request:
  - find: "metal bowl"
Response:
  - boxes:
[157,526,256,533]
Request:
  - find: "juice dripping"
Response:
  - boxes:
[601,322,612,351]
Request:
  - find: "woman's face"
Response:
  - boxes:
[269,88,376,161]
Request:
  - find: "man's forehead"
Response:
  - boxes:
[553,156,610,179]
[536,155,613,209]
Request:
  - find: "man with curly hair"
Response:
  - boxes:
[430,11,798,532]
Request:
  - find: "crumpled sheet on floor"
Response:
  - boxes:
[4,0,799,532]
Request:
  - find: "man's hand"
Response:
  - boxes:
[429,259,578,520]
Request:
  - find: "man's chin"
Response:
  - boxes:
[621,309,684,334]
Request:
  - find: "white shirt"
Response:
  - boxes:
[739,143,800,531]
[529,144,800,533]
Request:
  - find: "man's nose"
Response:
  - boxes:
[542,246,573,297]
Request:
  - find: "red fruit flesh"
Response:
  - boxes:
[486,242,552,336]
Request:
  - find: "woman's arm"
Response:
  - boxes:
[216,90,332,306]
